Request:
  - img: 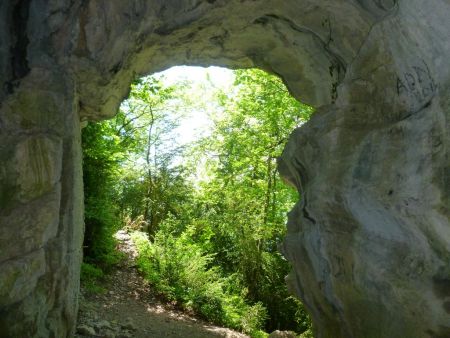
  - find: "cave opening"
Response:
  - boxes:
[78,65,314,337]
[1,2,448,337]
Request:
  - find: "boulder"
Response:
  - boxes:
[268,330,297,338]
[76,324,96,336]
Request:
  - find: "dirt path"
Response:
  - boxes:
[75,230,248,338]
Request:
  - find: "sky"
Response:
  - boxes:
[158,65,234,87]
[153,66,235,145]
[122,66,236,171]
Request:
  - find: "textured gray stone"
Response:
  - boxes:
[121,318,136,331]
[268,330,297,338]
[76,324,96,336]
[0,248,45,307]
[0,0,449,337]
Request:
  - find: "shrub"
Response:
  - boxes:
[80,262,106,294]
[130,228,267,335]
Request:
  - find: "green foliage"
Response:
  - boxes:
[82,121,125,271]
[131,228,267,335]
[115,76,194,236]
[80,262,106,294]
[82,68,314,336]
[81,75,183,270]
[299,328,315,338]
[187,69,313,333]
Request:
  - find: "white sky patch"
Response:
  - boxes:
[154,66,235,146]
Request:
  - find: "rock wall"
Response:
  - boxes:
[279,2,450,336]
[0,0,448,337]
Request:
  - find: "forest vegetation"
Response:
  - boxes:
[81,68,313,337]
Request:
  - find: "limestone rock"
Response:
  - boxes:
[278,2,450,337]
[268,330,297,338]
[96,319,113,331]
[102,329,117,338]
[121,318,137,331]
[0,0,449,337]
[0,249,45,307]
[76,324,96,336]
[116,332,132,338]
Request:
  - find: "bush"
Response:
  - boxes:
[241,302,267,336]
[299,328,315,338]
[80,262,106,294]
[130,227,267,335]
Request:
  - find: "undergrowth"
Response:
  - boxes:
[80,262,107,294]
[130,229,268,337]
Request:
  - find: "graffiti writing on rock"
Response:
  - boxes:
[396,60,436,112]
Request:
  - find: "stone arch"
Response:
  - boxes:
[0,1,449,337]
[73,0,372,120]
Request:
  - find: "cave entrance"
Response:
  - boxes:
[3,1,446,337]
[79,65,313,336]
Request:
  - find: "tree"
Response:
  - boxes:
[82,119,126,269]
[116,76,195,237]
[188,69,313,332]
[82,68,314,335]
